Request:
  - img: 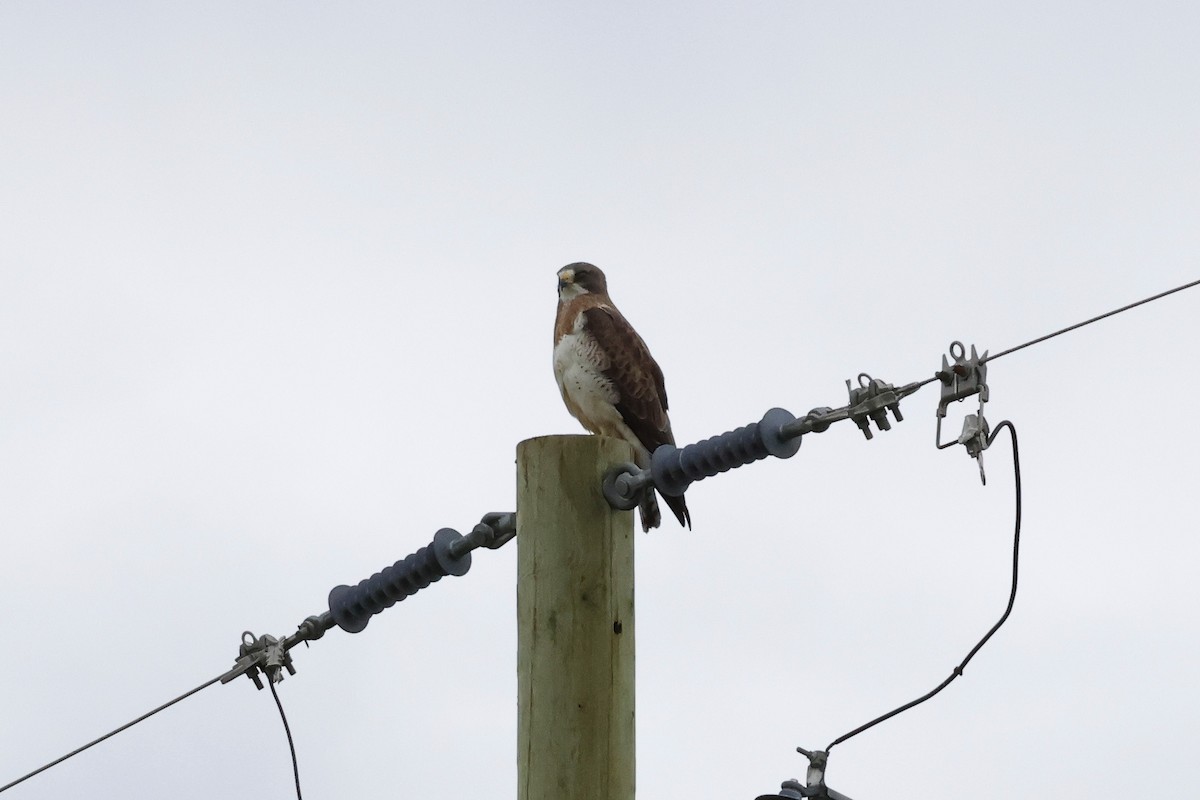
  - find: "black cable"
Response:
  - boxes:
[0,673,225,794]
[826,421,1022,752]
[268,679,303,800]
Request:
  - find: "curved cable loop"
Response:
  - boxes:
[825,421,1022,752]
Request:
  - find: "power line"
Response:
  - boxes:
[2,668,305,800]
[825,421,1022,752]
[0,673,225,794]
[901,276,1200,393]
[985,277,1200,363]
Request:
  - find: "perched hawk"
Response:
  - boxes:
[553,262,691,532]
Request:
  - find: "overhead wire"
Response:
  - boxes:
[826,421,1022,752]
[900,277,1200,394]
[0,670,306,799]
[0,673,225,794]
[983,277,1200,364]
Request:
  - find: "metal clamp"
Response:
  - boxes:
[603,463,653,511]
[845,373,903,440]
[754,748,855,800]
[449,512,517,558]
[935,341,992,484]
[221,631,296,689]
[478,511,517,549]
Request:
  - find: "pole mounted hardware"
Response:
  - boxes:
[935,341,992,484]
[327,511,515,633]
[603,407,800,512]
[220,512,517,688]
[221,632,296,689]
[653,407,803,497]
[604,376,924,513]
[754,748,854,800]
[845,373,904,440]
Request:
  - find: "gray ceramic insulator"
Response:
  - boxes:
[650,407,801,498]
[327,528,471,634]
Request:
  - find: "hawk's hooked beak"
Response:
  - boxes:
[557,269,575,292]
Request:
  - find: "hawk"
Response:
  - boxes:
[553,262,691,532]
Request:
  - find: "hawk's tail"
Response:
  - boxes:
[661,492,691,531]
[638,490,691,533]
[637,492,661,532]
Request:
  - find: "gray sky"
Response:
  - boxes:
[3,2,1198,798]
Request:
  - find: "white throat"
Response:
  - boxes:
[558,282,589,302]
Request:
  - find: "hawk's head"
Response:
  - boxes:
[557,262,608,301]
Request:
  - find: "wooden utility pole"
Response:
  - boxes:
[516,434,636,800]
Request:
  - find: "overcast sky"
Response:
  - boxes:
[2,3,1198,799]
